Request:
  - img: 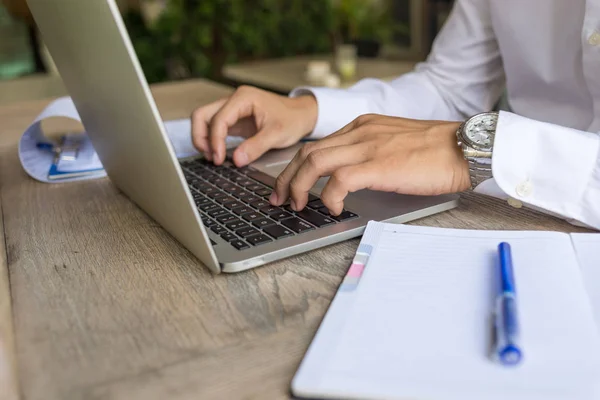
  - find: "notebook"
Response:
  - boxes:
[292,221,600,400]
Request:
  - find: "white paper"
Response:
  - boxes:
[18,96,244,183]
[299,222,600,400]
[573,234,600,327]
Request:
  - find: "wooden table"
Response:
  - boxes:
[223,55,417,93]
[0,79,593,400]
[0,74,66,107]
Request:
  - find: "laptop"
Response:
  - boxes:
[26,0,459,273]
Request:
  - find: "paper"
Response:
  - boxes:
[573,234,600,328]
[294,222,600,400]
[18,96,244,183]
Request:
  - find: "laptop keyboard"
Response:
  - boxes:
[180,158,359,250]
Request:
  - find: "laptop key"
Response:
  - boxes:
[195,197,211,206]
[237,226,260,237]
[230,239,250,250]
[208,208,228,218]
[260,205,282,215]
[192,182,211,191]
[250,199,270,209]
[262,224,294,239]
[255,188,272,197]
[215,195,236,205]
[220,232,238,242]
[242,212,263,222]
[232,206,253,215]
[203,219,217,228]
[284,205,296,214]
[208,191,228,200]
[246,234,273,246]
[252,218,276,229]
[217,214,238,224]
[211,225,227,235]
[247,184,264,192]
[226,220,250,231]
[202,186,217,195]
[270,210,292,221]
[232,174,247,183]
[295,208,335,227]
[281,217,314,233]
[224,201,243,210]
[238,179,256,187]
[316,206,330,215]
[307,199,325,209]
[332,210,359,221]
[200,202,220,212]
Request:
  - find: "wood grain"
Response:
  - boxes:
[0,197,19,400]
[0,79,593,400]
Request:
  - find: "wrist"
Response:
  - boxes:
[289,94,318,137]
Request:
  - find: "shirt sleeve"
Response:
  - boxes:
[290,0,506,139]
[480,111,600,230]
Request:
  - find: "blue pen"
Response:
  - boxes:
[493,242,523,366]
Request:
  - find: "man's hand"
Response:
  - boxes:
[269,114,471,215]
[191,85,318,167]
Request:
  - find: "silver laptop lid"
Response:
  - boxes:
[27,0,220,273]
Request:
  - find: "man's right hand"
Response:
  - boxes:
[191,85,318,167]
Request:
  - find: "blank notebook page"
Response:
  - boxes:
[305,223,600,400]
[573,234,600,327]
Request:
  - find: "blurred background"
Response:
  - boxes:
[0,0,454,105]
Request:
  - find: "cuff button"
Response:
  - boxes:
[515,181,533,197]
[507,197,523,208]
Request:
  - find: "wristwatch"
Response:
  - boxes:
[456,111,499,189]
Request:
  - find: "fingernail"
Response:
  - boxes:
[291,199,297,211]
[269,192,278,205]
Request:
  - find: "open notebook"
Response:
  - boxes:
[292,222,600,400]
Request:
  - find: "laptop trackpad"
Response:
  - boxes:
[250,144,329,195]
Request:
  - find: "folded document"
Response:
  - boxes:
[293,222,600,400]
[18,96,243,183]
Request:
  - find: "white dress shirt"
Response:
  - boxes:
[291,0,600,230]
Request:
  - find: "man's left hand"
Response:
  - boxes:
[269,114,471,215]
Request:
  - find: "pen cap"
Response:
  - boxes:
[498,242,515,293]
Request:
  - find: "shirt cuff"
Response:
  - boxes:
[289,86,371,140]
[475,110,600,229]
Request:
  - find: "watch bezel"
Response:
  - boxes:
[459,112,498,152]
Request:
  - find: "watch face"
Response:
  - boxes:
[463,113,498,150]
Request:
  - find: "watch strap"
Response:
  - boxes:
[466,157,493,189]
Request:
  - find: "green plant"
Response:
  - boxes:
[123,0,335,84]
[332,0,408,44]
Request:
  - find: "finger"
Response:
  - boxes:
[271,130,362,206]
[209,92,256,165]
[288,144,371,210]
[320,162,379,215]
[232,126,281,167]
[191,98,227,160]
